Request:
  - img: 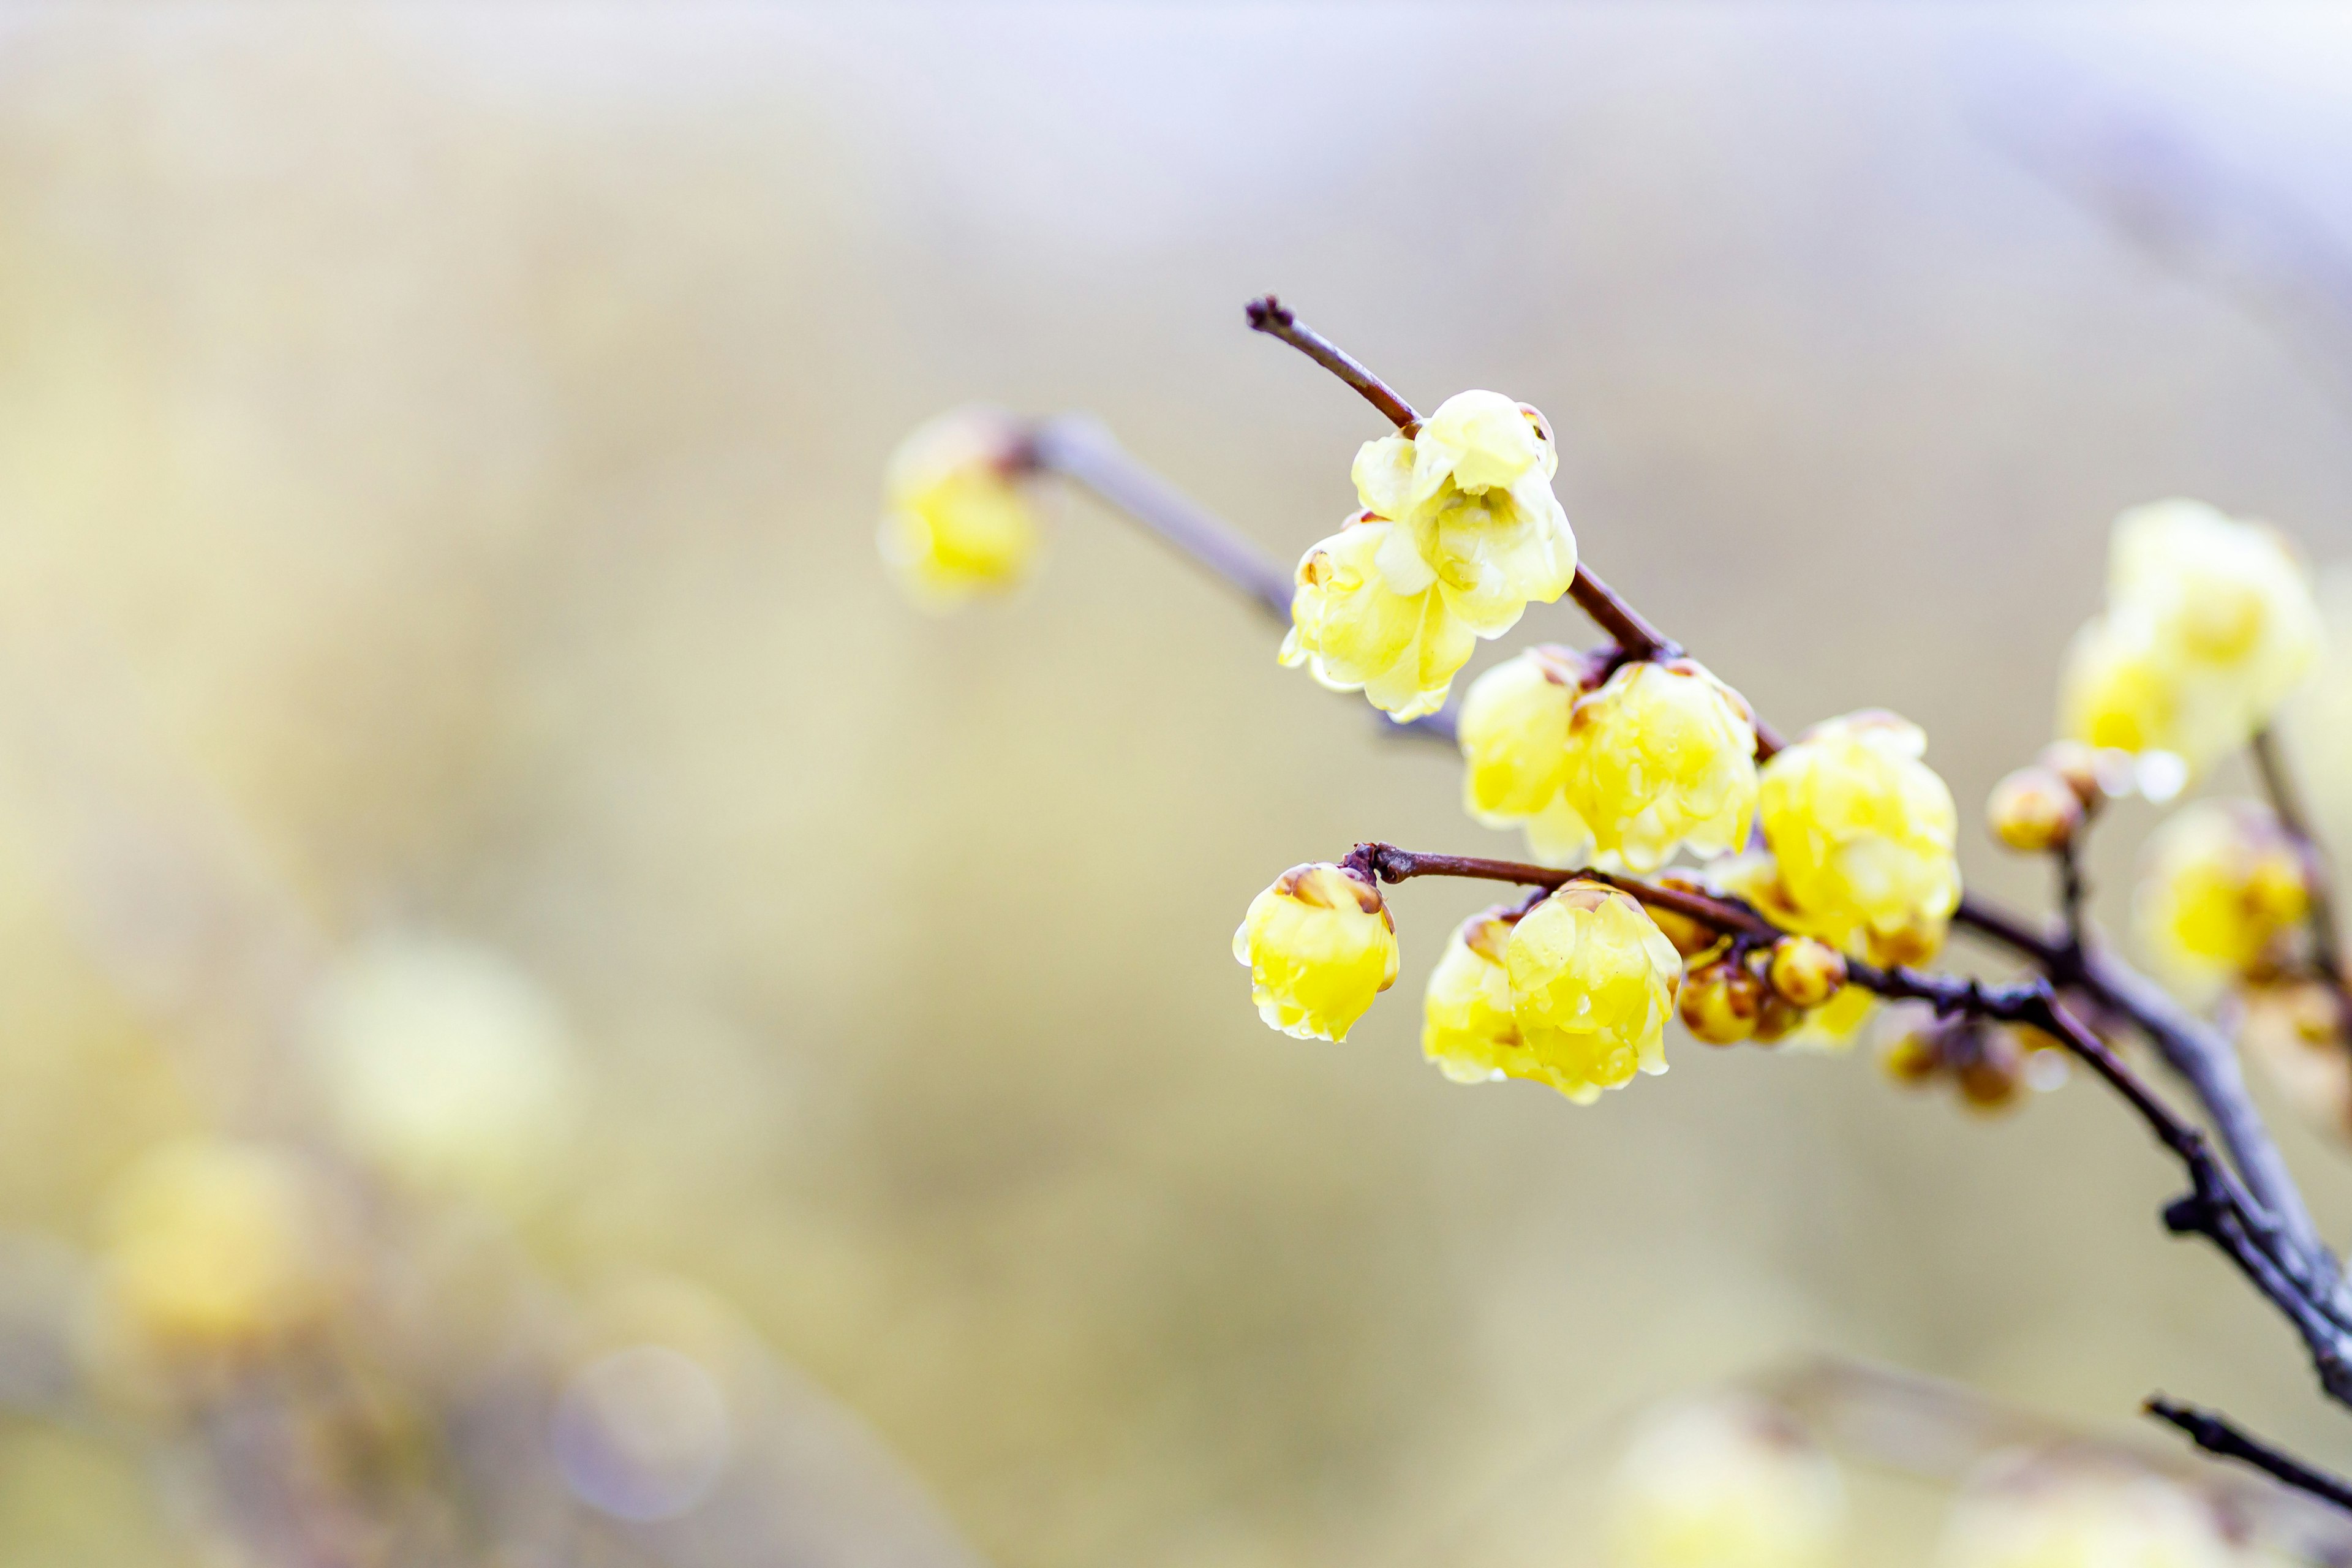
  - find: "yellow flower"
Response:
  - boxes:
[1421,907,1525,1084]
[1457,647,1593,864]
[1234,863,1400,1041]
[1939,1458,2232,1568]
[1294,390,1576,719]
[1607,1396,1843,1568]
[1758,711,1961,965]
[1505,881,1683,1102]
[1280,516,1476,722]
[2059,499,2322,778]
[2239,981,2350,1141]
[2135,799,2307,996]
[877,408,1041,606]
[1350,390,1578,638]
[1564,658,1758,872]
[101,1140,333,1353]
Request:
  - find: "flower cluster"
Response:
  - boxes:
[1751,712,1962,966]
[2060,499,2321,783]
[877,407,1042,606]
[1677,929,1869,1050]
[1458,650,1758,872]
[1281,391,1577,720]
[1879,1006,2064,1114]
[2134,799,2309,998]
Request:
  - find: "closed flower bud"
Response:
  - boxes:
[1650,872,1732,960]
[1505,881,1684,1102]
[2135,799,2309,997]
[1280,516,1476,722]
[878,409,1042,606]
[1234,864,1400,1042]
[1422,907,1525,1085]
[1987,767,2082,854]
[1758,712,1961,963]
[1880,1027,1945,1087]
[1749,992,1806,1046]
[1766,938,1847,1009]
[1457,646,1592,865]
[101,1139,336,1355]
[1562,659,1758,873]
[1681,960,1766,1046]
[1349,390,1578,640]
[2036,740,2124,810]
[1607,1396,1844,1568]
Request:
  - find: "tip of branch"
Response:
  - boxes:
[1244,295,1292,332]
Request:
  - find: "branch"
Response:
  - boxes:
[2146,1395,2352,1515]
[1245,295,1423,435]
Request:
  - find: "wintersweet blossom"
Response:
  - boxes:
[1607,1397,1844,1568]
[1504,881,1683,1102]
[1758,711,1961,965]
[1281,516,1476,722]
[1420,907,1526,1085]
[1562,658,1758,872]
[1938,1459,2232,1568]
[101,1140,332,1353]
[2135,799,2307,995]
[1234,863,1400,1041]
[877,408,1041,605]
[1456,647,1591,864]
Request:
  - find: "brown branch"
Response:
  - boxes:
[1245,295,1423,434]
[2147,1395,2352,1515]
[1343,842,1776,938]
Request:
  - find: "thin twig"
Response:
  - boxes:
[2056,836,2090,958]
[2146,1395,2352,1515]
[1245,295,1423,434]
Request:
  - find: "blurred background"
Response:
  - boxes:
[4,4,2352,1564]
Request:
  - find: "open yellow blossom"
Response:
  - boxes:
[1421,907,1525,1084]
[101,1139,333,1354]
[1607,1396,1844,1568]
[1939,1458,2232,1568]
[1564,658,1758,872]
[1759,711,1961,965]
[877,408,1041,606]
[1280,516,1476,722]
[2060,499,2322,778]
[1351,390,1578,638]
[1234,863,1400,1041]
[1505,881,1683,1102]
[1456,647,1593,864]
[2135,799,2307,996]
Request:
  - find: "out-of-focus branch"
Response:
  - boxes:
[2147,1395,2352,1516]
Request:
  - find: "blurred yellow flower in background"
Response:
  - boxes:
[1937,1457,2233,1568]
[1605,1396,1844,1568]
[2135,799,2308,998]
[1234,863,1400,1041]
[878,407,1041,606]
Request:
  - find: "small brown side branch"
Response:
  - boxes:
[1346,843,1776,938]
[1245,295,1423,434]
[2147,1395,2352,1515]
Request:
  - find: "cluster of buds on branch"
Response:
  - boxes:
[881,295,2352,1516]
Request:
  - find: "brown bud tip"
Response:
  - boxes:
[1955,1028,2027,1113]
[1880,1032,1944,1087]
[1766,938,1847,1009]
[1988,766,2084,854]
[2038,740,2130,810]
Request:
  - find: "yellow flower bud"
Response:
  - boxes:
[1456,646,1591,864]
[1348,390,1577,637]
[100,1139,334,1354]
[2036,741,2123,811]
[878,409,1041,606]
[1649,872,1732,960]
[1234,863,1400,1041]
[2135,799,2309,996]
[1766,938,1847,1009]
[1607,1396,1843,1568]
[1280,516,1477,722]
[1562,659,1758,873]
[1679,960,1765,1046]
[1940,1457,2233,1568]
[1421,907,1524,1085]
[1505,881,1683,1102]
[1954,1028,2029,1114]
[1758,711,1961,963]
[1986,767,2083,854]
